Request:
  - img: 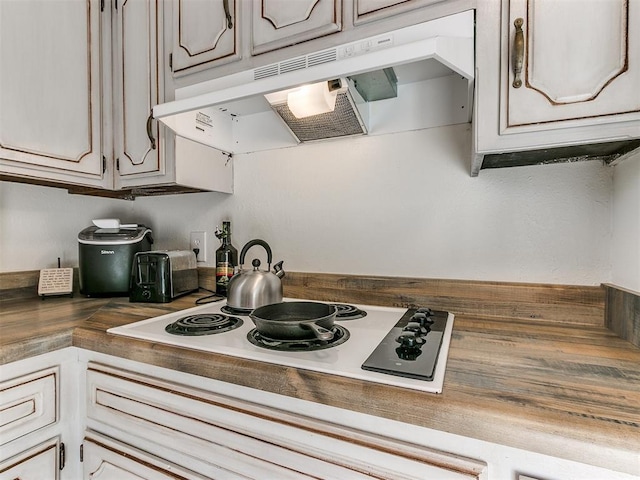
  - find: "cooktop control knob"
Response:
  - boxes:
[395,345,423,361]
[416,307,435,317]
[403,321,428,335]
[395,331,426,349]
[395,332,425,361]
[411,312,435,328]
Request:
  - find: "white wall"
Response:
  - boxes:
[0,125,615,285]
[0,182,137,270]
[611,151,640,292]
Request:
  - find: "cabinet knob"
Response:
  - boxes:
[512,18,524,88]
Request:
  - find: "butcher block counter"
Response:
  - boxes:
[1,273,639,477]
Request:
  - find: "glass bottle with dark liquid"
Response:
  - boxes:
[214,221,238,296]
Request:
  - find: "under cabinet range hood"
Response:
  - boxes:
[153,10,474,154]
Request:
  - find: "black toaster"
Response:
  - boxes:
[129,250,199,303]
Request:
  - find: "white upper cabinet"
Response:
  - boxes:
[505,0,640,128]
[113,0,164,185]
[170,0,240,75]
[114,0,233,194]
[251,0,342,55]
[0,0,107,187]
[354,0,447,24]
[473,0,640,174]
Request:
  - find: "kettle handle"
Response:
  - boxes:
[239,239,272,269]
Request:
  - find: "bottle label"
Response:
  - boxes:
[216,262,234,282]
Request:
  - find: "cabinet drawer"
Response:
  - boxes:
[0,367,58,445]
[87,363,486,479]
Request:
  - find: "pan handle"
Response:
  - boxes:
[302,322,334,341]
[239,239,272,269]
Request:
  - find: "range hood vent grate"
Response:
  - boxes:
[254,49,338,81]
[270,90,367,142]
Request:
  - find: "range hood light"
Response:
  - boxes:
[286,81,338,119]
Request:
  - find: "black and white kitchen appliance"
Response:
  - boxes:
[129,250,199,303]
[78,223,153,296]
[108,299,454,393]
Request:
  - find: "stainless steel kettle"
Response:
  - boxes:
[226,239,285,311]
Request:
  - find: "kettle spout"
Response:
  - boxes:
[273,260,285,279]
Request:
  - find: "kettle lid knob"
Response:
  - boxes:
[252,258,261,270]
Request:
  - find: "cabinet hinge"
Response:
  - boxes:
[102,155,107,174]
[59,442,65,470]
[100,0,104,12]
[80,444,84,462]
[116,158,120,171]
[169,53,173,72]
[114,0,118,10]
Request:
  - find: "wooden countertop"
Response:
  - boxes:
[1,292,639,476]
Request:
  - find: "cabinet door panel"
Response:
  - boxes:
[0,367,58,445]
[354,0,446,24]
[505,0,640,128]
[114,0,162,178]
[252,0,341,55]
[0,0,104,182]
[171,0,239,74]
[0,437,59,480]
[83,433,208,480]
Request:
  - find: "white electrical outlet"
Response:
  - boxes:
[190,231,207,262]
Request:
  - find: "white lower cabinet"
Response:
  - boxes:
[0,348,82,480]
[0,437,60,480]
[83,432,206,480]
[0,366,58,446]
[84,362,485,479]
[1,350,637,479]
[78,353,640,480]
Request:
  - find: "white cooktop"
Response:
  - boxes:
[107,299,454,393]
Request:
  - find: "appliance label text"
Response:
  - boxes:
[101,250,115,255]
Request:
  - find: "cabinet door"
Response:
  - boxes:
[0,0,106,187]
[251,0,342,55]
[354,0,446,24]
[171,0,239,75]
[504,0,640,130]
[83,433,207,480]
[0,437,59,480]
[472,0,640,174]
[113,0,164,183]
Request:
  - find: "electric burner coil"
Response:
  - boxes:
[247,325,350,351]
[330,303,367,321]
[165,313,243,336]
